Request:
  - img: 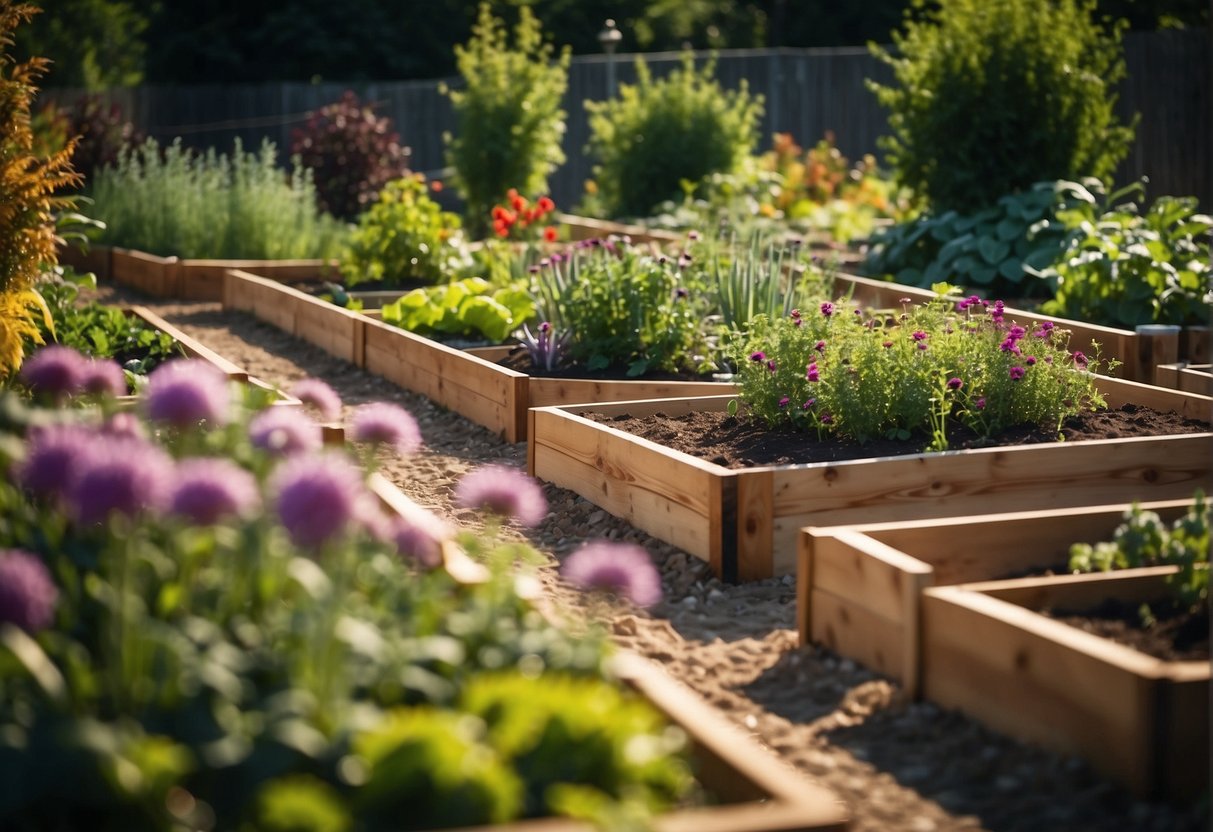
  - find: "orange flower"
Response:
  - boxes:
[543,226,557,242]
[430,180,444,193]
[511,194,527,212]
[493,219,510,238]
[537,196,555,214]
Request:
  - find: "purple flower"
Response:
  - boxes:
[1009,366,1026,381]
[806,362,820,382]
[820,302,834,317]
[20,346,87,401]
[998,337,1021,355]
[789,309,801,320]
[271,453,368,550]
[766,359,777,372]
[778,396,790,408]
[69,437,175,525]
[169,457,260,525]
[917,341,928,351]
[391,518,444,569]
[1007,325,1027,340]
[911,330,927,342]
[975,397,987,410]
[802,398,816,409]
[455,465,547,526]
[947,377,963,390]
[674,286,690,300]
[882,340,893,349]
[290,378,342,422]
[1072,351,1089,368]
[820,412,834,425]
[102,412,147,441]
[561,542,662,607]
[15,424,101,501]
[350,402,422,456]
[250,407,323,456]
[814,340,826,353]
[79,358,126,398]
[687,230,701,242]
[1025,355,1037,366]
[0,550,57,632]
[145,359,231,428]
[990,300,1005,325]
[749,351,766,363]
[1033,322,1055,339]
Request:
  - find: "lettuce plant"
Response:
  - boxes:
[379,277,534,342]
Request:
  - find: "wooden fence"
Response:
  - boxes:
[39,30,1211,210]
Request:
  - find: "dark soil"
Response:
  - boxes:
[497,347,720,383]
[587,403,1211,468]
[1040,598,1209,662]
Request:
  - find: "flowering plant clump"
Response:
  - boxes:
[729,286,1110,451]
[0,346,695,829]
[490,188,558,242]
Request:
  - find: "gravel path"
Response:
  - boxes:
[104,287,1208,832]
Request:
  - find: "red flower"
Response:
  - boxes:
[543,226,557,242]
[430,180,443,193]
[537,196,555,214]
[493,219,510,238]
[491,205,508,222]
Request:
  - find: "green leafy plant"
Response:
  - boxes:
[444,4,570,239]
[1038,184,1213,327]
[290,91,412,220]
[90,136,346,260]
[341,175,472,287]
[702,232,831,334]
[1068,492,1209,613]
[729,287,1109,450]
[864,179,1108,297]
[379,277,534,343]
[531,240,712,377]
[869,0,1136,215]
[585,52,763,220]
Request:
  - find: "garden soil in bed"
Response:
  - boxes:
[1040,598,1210,663]
[86,283,1209,832]
[589,406,1211,468]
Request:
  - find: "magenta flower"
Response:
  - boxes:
[455,465,547,526]
[102,412,147,442]
[814,340,826,353]
[882,340,893,349]
[1009,366,1026,381]
[250,407,323,456]
[1072,351,1089,368]
[917,341,928,351]
[271,453,368,550]
[947,377,963,390]
[290,378,342,422]
[806,362,820,382]
[820,412,834,424]
[68,437,175,525]
[15,424,101,501]
[145,359,231,428]
[169,457,261,525]
[802,398,815,409]
[561,542,662,607]
[998,337,1021,354]
[820,302,834,317]
[749,351,766,363]
[350,402,422,455]
[1033,322,1055,339]
[975,397,987,410]
[766,359,777,372]
[20,345,87,401]
[79,358,126,398]
[911,330,927,342]
[0,550,57,632]
[778,396,790,408]
[789,309,801,320]
[1025,356,1037,366]
[391,519,444,569]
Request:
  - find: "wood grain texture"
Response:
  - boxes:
[1155,363,1213,397]
[112,248,180,297]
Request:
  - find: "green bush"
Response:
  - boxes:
[869,0,1136,214]
[444,4,569,238]
[91,137,347,260]
[340,176,472,287]
[585,53,763,220]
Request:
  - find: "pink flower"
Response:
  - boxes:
[820,302,834,317]
[947,377,963,390]
[814,340,826,353]
[766,359,777,372]
[778,396,790,408]
[806,362,820,382]
[391,519,444,569]
[20,346,87,401]
[561,542,663,607]
[1072,351,1089,368]
[1009,366,1026,381]
[250,407,323,456]
[145,359,231,428]
[0,549,57,632]
[79,358,126,398]
[350,402,422,455]
[169,457,261,525]
[290,378,343,421]
[15,424,101,501]
[975,397,987,410]
[271,453,368,550]
[749,351,766,363]
[455,465,547,526]
[912,330,927,342]
[69,437,175,525]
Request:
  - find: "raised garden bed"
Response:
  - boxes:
[922,567,1208,801]
[125,305,250,382]
[795,498,1196,696]
[1156,362,1213,397]
[527,377,1212,582]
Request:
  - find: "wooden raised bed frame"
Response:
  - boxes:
[527,378,1212,582]
[1156,362,1213,397]
[922,568,1208,801]
[796,498,1195,697]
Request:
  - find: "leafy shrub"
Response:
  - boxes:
[91,136,346,260]
[379,277,534,342]
[445,4,569,238]
[531,240,712,376]
[864,179,1105,297]
[341,175,472,287]
[730,289,1108,451]
[869,0,1135,214]
[1038,183,1213,327]
[59,94,144,188]
[0,1,82,380]
[290,91,412,220]
[585,52,762,219]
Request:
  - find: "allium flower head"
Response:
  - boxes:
[16,423,102,501]
[79,358,126,398]
[350,402,422,456]
[391,518,444,569]
[561,542,663,607]
[290,378,343,422]
[0,550,57,632]
[271,453,368,550]
[103,412,147,442]
[20,345,87,401]
[69,437,175,525]
[250,407,323,456]
[169,457,261,525]
[455,465,547,526]
[145,359,231,428]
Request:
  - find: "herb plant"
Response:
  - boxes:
[730,288,1108,450]
[90,137,346,260]
[341,175,472,287]
[703,232,832,334]
[379,277,534,343]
